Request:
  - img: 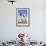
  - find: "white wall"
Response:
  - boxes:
[0,0,46,41]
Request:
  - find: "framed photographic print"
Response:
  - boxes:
[16,8,30,27]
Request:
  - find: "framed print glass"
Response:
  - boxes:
[16,8,30,27]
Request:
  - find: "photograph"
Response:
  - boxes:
[16,8,30,27]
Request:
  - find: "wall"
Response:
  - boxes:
[0,0,46,42]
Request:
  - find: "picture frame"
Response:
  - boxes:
[16,8,30,27]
